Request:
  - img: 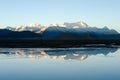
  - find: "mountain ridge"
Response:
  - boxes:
[1,21,120,40]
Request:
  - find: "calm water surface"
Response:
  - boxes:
[0,47,120,80]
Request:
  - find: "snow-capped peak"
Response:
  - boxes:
[46,23,66,27]
[6,23,43,32]
[29,23,42,27]
[6,21,88,32]
[64,21,88,28]
[5,21,119,34]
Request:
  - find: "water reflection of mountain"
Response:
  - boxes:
[0,48,118,61]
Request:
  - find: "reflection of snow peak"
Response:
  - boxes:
[9,49,88,61]
[0,48,117,61]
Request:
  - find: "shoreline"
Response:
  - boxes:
[0,38,120,48]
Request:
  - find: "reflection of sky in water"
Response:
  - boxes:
[0,48,120,80]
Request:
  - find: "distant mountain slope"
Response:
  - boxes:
[0,29,40,38]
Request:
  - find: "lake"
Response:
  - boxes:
[0,47,120,80]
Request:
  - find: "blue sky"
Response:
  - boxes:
[0,0,120,30]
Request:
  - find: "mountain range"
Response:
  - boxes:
[0,21,120,47]
[1,21,119,39]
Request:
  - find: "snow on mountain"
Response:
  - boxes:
[6,21,88,31]
[5,21,119,35]
[64,21,88,28]
[6,23,43,32]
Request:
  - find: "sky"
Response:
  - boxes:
[0,0,120,31]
